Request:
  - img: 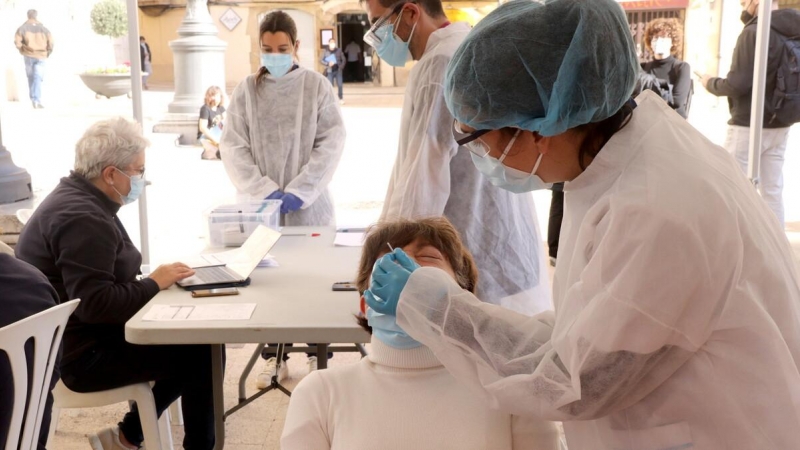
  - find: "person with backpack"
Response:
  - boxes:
[14,9,53,109]
[700,0,800,227]
[641,18,692,119]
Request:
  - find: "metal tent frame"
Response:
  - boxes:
[125,0,149,263]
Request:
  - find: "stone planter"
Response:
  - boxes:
[79,73,132,99]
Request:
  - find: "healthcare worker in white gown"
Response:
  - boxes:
[365,0,800,448]
[221,12,345,226]
[363,0,550,316]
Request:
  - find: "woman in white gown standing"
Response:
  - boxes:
[221,11,346,384]
[220,11,345,226]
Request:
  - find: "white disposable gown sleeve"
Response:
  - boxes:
[397,205,717,421]
[382,60,458,219]
[284,84,346,209]
[219,82,280,198]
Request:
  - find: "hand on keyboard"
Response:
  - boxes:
[149,263,196,290]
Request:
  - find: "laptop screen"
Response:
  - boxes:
[227,226,282,278]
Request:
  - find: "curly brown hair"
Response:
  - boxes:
[354,217,478,333]
[644,18,683,57]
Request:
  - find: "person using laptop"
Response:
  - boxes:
[281,217,561,449]
[16,118,218,450]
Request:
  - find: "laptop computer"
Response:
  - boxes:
[178,225,281,289]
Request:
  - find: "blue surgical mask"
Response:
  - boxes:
[260,53,294,78]
[470,129,552,193]
[367,307,422,350]
[373,11,416,67]
[113,167,145,205]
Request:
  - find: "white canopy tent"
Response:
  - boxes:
[118,0,777,265]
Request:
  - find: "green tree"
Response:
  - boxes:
[90,0,127,39]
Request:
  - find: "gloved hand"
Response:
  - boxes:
[280,193,304,214]
[364,248,420,315]
[266,190,284,200]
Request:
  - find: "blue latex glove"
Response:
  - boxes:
[260,191,284,213]
[280,193,304,214]
[365,248,420,315]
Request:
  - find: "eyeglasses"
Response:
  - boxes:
[116,166,146,178]
[364,0,413,48]
[453,119,491,157]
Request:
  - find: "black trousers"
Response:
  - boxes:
[0,344,57,450]
[61,340,220,450]
[548,183,565,259]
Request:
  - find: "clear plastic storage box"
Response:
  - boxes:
[206,200,281,247]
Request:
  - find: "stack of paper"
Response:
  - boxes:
[334,232,365,247]
[143,304,256,321]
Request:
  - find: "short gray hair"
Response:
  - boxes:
[74,117,149,180]
[27,9,37,20]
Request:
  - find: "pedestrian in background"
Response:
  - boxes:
[344,40,362,82]
[322,39,346,104]
[140,36,152,90]
[14,9,53,109]
[198,86,226,160]
[641,18,692,118]
[700,0,800,227]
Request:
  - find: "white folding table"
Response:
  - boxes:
[125,227,370,450]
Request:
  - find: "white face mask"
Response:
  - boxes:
[470,129,552,193]
[652,38,672,57]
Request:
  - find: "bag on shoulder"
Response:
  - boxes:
[768,29,800,125]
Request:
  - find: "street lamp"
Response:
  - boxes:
[0,113,32,205]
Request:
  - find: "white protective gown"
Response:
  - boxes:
[396,92,800,449]
[220,67,345,225]
[380,22,551,316]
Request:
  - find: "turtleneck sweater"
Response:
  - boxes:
[641,55,692,119]
[281,337,561,450]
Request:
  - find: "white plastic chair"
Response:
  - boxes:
[49,381,174,450]
[0,299,79,450]
[15,208,33,226]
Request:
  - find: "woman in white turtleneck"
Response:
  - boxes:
[281,218,561,450]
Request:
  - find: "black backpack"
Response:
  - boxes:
[768,29,800,125]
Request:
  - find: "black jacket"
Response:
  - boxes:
[321,48,346,74]
[641,56,692,119]
[707,9,800,128]
[15,172,160,365]
[140,41,151,67]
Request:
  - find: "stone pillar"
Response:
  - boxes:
[0,118,32,205]
[168,0,227,113]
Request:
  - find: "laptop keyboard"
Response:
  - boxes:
[195,266,236,283]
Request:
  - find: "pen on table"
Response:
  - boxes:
[283,233,321,237]
[338,228,366,233]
